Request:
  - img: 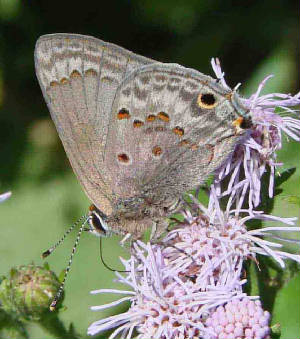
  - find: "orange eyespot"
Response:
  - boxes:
[70,70,82,78]
[49,81,59,88]
[152,146,163,156]
[157,112,170,122]
[233,117,252,129]
[60,78,69,85]
[146,115,156,122]
[117,108,130,120]
[172,126,184,136]
[117,153,130,163]
[133,120,144,128]
[197,93,217,109]
[233,117,244,128]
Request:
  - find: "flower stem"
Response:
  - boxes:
[38,312,78,339]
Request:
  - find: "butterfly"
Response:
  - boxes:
[35,33,250,242]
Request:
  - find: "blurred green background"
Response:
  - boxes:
[0,1,299,338]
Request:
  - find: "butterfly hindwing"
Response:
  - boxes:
[104,63,244,202]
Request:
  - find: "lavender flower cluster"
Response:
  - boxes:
[205,299,270,339]
[88,60,300,339]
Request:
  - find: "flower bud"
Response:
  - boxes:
[205,298,271,339]
[0,264,61,320]
[270,323,281,337]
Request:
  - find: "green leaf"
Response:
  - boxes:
[274,168,296,189]
[280,195,300,206]
[272,273,300,339]
[258,168,297,216]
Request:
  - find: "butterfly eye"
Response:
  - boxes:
[90,213,106,234]
[197,93,217,109]
[88,206,108,236]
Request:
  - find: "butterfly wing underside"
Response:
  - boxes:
[104,63,243,203]
[34,33,154,215]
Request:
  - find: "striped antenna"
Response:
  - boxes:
[50,216,89,311]
[41,215,88,258]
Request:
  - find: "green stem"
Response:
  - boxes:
[0,310,28,339]
[38,312,78,339]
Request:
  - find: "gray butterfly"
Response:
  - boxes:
[35,33,250,242]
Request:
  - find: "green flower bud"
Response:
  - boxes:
[271,323,281,337]
[0,264,61,320]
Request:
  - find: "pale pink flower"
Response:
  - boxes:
[88,240,249,338]
[205,298,271,339]
[88,194,299,338]
[0,191,11,203]
[87,60,299,339]
[211,58,300,209]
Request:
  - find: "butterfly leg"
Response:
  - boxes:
[150,221,157,240]
[167,197,183,213]
[150,219,169,242]
[150,198,185,242]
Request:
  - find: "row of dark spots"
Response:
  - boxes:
[116,108,185,164]
[117,145,162,164]
[49,69,98,88]
[117,108,184,135]
[116,109,170,123]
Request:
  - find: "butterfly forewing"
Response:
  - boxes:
[34,34,154,215]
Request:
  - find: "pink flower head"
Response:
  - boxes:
[88,194,299,338]
[88,240,249,339]
[211,58,300,209]
[205,298,271,339]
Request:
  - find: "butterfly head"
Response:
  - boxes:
[88,205,111,237]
